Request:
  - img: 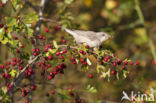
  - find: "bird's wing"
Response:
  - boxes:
[73,30,100,41]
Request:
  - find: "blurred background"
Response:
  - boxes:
[0,0,156,103]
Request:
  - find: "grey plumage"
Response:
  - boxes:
[63,28,111,48]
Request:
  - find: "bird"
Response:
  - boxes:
[62,28,111,49]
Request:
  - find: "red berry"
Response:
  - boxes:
[30,85,36,91]
[129,61,133,65]
[79,50,83,53]
[18,66,23,70]
[83,61,87,66]
[62,39,66,44]
[20,44,24,48]
[85,45,89,49]
[88,74,93,78]
[70,57,75,61]
[38,35,42,39]
[33,52,38,56]
[0,65,4,69]
[25,100,29,103]
[48,76,52,80]
[63,49,67,53]
[13,36,18,40]
[50,90,55,94]
[152,60,156,66]
[135,61,139,66]
[106,56,110,59]
[83,52,86,55]
[48,55,53,60]
[72,61,76,64]
[122,65,126,70]
[59,55,64,59]
[45,28,49,32]
[104,58,108,62]
[113,62,117,66]
[33,48,36,52]
[111,70,116,75]
[0,3,4,7]
[7,61,11,65]
[42,36,46,40]
[68,92,74,96]
[0,24,4,28]
[55,52,60,56]
[123,61,128,65]
[16,49,20,53]
[12,62,16,66]
[80,58,84,63]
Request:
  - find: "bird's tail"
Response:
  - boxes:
[62,28,77,37]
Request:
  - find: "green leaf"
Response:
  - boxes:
[64,0,74,4]
[53,40,58,48]
[116,72,119,80]
[25,26,33,37]
[5,17,17,27]
[49,49,57,54]
[22,12,38,24]
[123,70,129,78]
[2,87,7,94]
[1,38,9,44]
[100,69,110,78]
[0,28,5,40]
[96,65,105,73]
[86,85,97,93]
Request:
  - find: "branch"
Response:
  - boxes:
[24,0,39,12]
[28,0,48,102]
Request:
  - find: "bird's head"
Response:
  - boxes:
[96,32,111,42]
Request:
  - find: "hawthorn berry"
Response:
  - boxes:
[85,45,89,49]
[42,36,46,40]
[113,62,117,66]
[88,74,93,78]
[0,24,4,28]
[104,58,108,62]
[45,28,49,32]
[55,52,60,56]
[68,92,74,96]
[111,70,116,75]
[20,44,24,48]
[50,90,55,94]
[0,65,4,69]
[25,100,29,103]
[83,61,87,66]
[48,55,53,60]
[30,85,36,91]
[38,35,42,39]
[62,39,66,44]
[0,3,4,7]
[135,61,139,66]
[16,49,20,53]
[123,61,128,65]
[63,49,67,53]
[80,58,84,63]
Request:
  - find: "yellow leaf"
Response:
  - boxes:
[9,69,17,77]
[45,52,50,57]
[84,0,92,7]
[105,0,117,9]
[53,40,58,48]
